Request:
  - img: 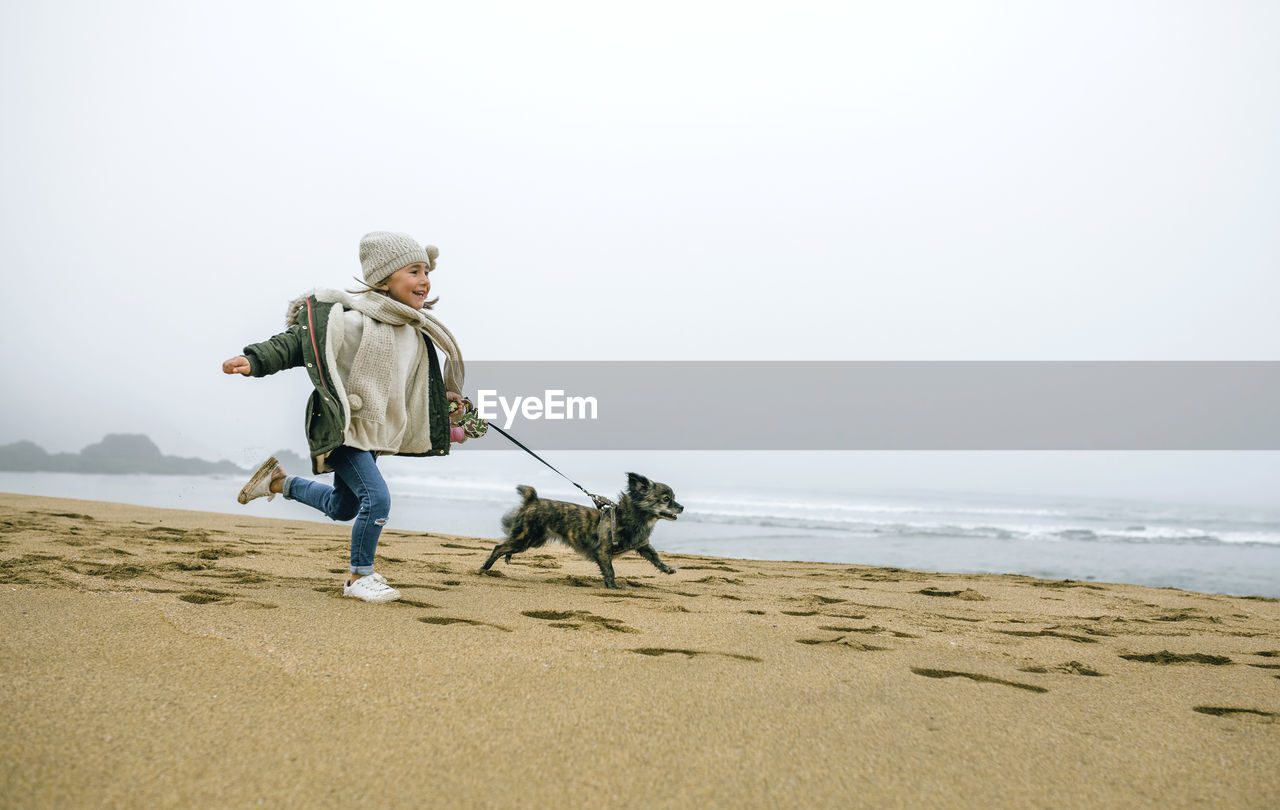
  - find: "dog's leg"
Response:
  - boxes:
[594,550,621,589]
[480,544,507,571]
[486,509,543,572]
[481,538,522,571]
[592,520,621,588]
[636,543,677,574]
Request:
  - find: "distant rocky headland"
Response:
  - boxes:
[0,435,304,476]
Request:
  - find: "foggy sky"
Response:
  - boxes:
[1,1,1277,505]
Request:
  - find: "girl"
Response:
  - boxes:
[223,231,469,603]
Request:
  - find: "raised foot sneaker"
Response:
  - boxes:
[344,574,401,603]
[237,456,281,504]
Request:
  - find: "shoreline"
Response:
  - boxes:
[2,472,1277,600]
[2,492,1278,808]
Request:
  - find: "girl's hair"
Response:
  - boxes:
[346,278,438,310]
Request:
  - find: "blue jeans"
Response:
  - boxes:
[283,447,390,576]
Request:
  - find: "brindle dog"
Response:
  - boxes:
[482,473,683,588]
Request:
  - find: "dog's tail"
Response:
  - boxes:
[501,485,540,537]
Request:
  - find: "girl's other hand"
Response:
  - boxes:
[222,356,251,375]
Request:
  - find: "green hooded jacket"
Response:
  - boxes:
[243,294,451,474]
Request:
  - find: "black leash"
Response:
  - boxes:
[485,423,618,515]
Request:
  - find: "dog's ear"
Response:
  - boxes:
[627,472,652,494]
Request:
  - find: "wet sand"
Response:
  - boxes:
[2,492,1277,808]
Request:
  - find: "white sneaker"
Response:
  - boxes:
[237,456,281,504]
[344,574,401,603]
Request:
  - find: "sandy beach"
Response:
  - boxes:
[1,492,1277,809]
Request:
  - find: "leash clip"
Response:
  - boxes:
[589,492,620,550]
[589,493,617,512]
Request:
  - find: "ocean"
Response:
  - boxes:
[2,454,1277,599]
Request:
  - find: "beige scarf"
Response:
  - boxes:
[315,290,465,425]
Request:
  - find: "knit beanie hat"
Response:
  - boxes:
[359,231,438,286]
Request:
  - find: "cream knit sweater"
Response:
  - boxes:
[334,310,432,454]
[286,289,465,458]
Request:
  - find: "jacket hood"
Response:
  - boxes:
[285,289,356,327]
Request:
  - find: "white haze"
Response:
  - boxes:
[0,1,1277,507]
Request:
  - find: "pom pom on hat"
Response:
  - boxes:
[359,231,437,286]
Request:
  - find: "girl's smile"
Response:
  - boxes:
[381,262,432,309]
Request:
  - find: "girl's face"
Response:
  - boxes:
[380,262,432,308]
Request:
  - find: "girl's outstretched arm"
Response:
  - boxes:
[242,328,305,377]
[222,356,252,375]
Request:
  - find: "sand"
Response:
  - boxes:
[1,492,1277,809]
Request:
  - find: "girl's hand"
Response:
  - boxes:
[222,356,251,376]
[446,391,467,442]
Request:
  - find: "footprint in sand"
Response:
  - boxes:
[823,611,870,621]
[588,588,661,601]
[1029,580,1106,591]
[1019,661,1105,676]
[392,582,454,592]
[179,589,233,605]
[998,629,1098,644]
[0,553,63,584]
[507,556,562,569]
[1119,651,1233,666]
[820,624,919,639]
[910,667,1048,693]
[537,575,601,588]
[42,511,98,521]
[150,526,212,543]
[691,575,745,586]
[917,587,988,601]
[73,562,148,580]
[196,568,269,585]
[1192,706,1277,722]
[859,569,908,582]
[418,616,512,632]
[630,648,762,663]
[797,634,889,651]
[1150,611,1221,624]
[162,559,215,573]
[522,610,636,633]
